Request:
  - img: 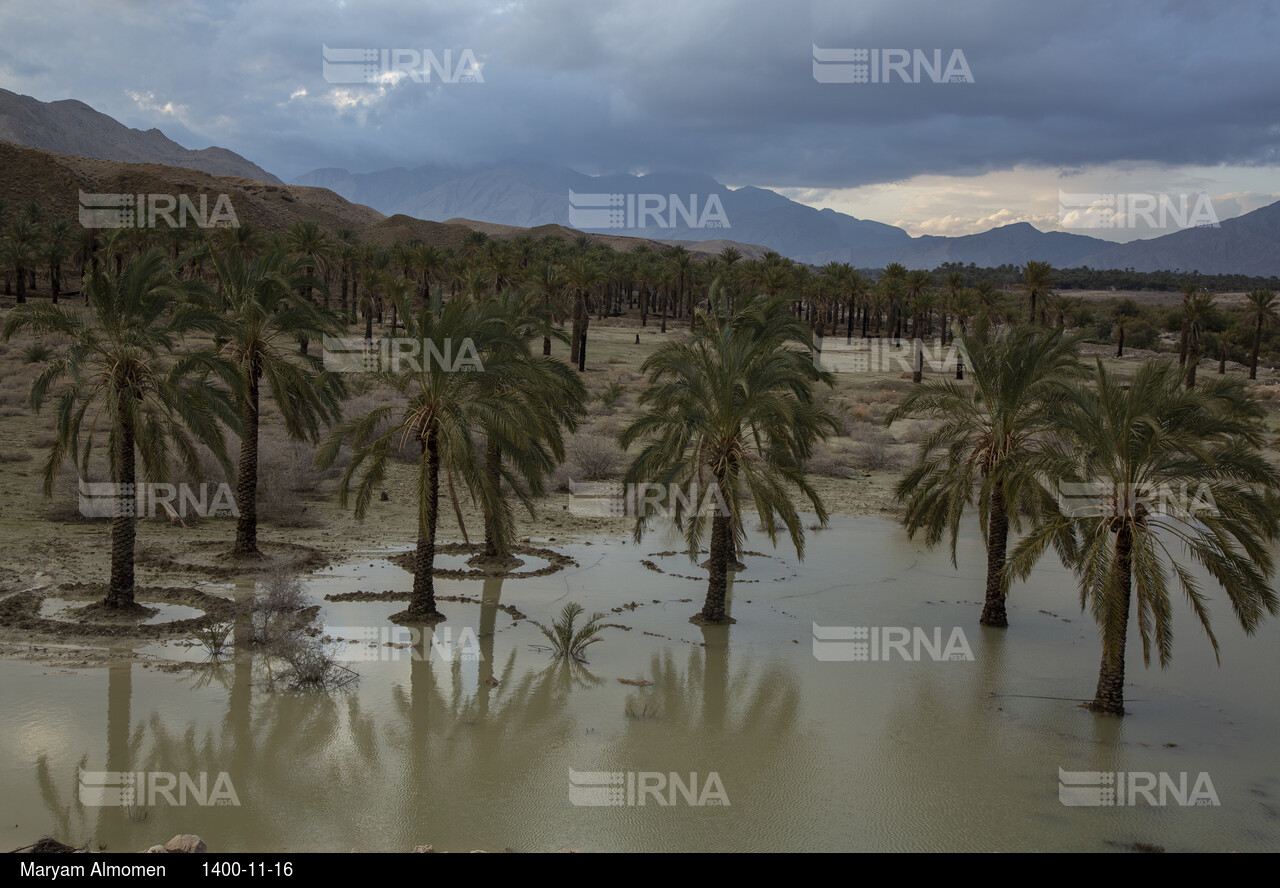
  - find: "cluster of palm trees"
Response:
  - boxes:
[0,200,81,304]
[889,322,1280,715]
[1,221,600,614]
[5,209,1279,717]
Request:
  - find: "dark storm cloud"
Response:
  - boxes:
[1,0,1277,183]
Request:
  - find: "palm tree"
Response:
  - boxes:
[473,289,587,564]
[620,293,841,623]
[1178,282,1197,366]
[527,261,568,356]
[1007,360,1280,714]
[1,250,237,607]
[41,221,74,302]
[205,245,347,557]
[972,280,999,326]
[565,254,598,371]
[904,269,933,382]
[942,271,965,344]
[1112,299,1140,358]
[880,263,907,343]
[1184,291,1215,388]
[316,294,529,623]
[1017,261,1055,326]
[886,323,1086,627]
[1245,289,1278,380]
[285,221,330,353]
[2,219,38,303]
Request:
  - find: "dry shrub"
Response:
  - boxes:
[853,441,902,473]
[564,431,623,481]
[257,437,325,526]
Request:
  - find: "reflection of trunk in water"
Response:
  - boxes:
[396,612,598,847]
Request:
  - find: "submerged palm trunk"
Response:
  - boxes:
[1090,526,1132,715]
[979,479,1009,627]
[106,421,137,608]
[233,365,261,556]
[482,438,503,559]
[700,512,734,623]
[405,426,444,620]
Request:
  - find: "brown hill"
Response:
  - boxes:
[441,216,775,256]
[0,142,757,263]
[0,141,383,234]
[0,88,282,184]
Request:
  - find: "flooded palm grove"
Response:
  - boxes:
[2,516,1278,852]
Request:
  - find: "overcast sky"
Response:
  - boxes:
[2,0,1278,241]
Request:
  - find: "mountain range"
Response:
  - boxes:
[0,88,281,184]
[3,87,1279,276]
[294,162,1280,276]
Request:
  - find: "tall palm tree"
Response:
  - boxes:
[904,269,934,382]
[972,280,999,326]
[2,219,38,303]
[942,271,965,345]
[474,289,587,564]
[1008,360,1280,714]
[2,250,237,607]
[1178,282,1197,367]
[285,221,330,353]
[316,294,529,623]
[879,263,907,343]
[1017,260,1055,326]
[41,220,74,302]
[1112,299,1140,358]
[527,261,568,356]
[205,246,347,557]
[886,323,1086,627]
[1184,291,1215,388]
[1245,289,1278,380]
[620,293,841,624]
[565,254,598,371]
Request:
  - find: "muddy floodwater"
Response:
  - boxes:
[2,516,1278,852]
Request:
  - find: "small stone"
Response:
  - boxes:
[146,845,168,853]
[412,844,434,853]
[164,834,207,853]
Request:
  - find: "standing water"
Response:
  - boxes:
[1,516,1276,851]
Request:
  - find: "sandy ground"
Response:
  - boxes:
[2,313,1278,665]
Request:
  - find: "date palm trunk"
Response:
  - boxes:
[233,364,261,557]
[1089,526,1132,715]
[106,420,137,608]
[699,511,734,623]
[978,478,1009,627]
[404,426,444,621]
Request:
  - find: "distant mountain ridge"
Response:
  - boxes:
[3,89,1277,275]
[0,88,282,184]
[295,162,1280,276]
